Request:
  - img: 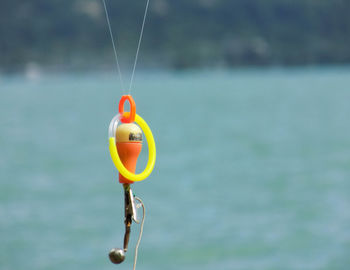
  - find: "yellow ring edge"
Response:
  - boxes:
[108,114,156,182]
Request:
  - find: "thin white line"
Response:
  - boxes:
[129,0,150,94]
[102,0,125,92]
[133,197,145,270]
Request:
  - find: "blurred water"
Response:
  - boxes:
[1,67,350,270]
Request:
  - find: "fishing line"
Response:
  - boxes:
[129,0,150,94]
[133,197,145,270]
[101,0,150,94]
[102,0,125,92]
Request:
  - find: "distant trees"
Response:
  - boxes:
[1,0,350,71]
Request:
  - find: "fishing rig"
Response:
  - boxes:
[108,95,156,267]
[101,0,155,268]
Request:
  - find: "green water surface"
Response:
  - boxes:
[1,67,350,270]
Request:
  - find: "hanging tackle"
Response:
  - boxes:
[107,95,156,267]
[101,0,154,268]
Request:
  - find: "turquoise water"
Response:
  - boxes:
[1,67,350,270]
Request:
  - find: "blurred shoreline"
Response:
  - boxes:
[1,63,350,84]
[2,0,350,73]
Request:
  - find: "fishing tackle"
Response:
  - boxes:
[108,95,156,267]
[101,0,154,267]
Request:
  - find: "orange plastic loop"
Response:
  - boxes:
[118,95,136,123]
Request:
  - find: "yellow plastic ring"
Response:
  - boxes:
[109,114,156,182]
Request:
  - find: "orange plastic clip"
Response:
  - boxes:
[118,95,136,123]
